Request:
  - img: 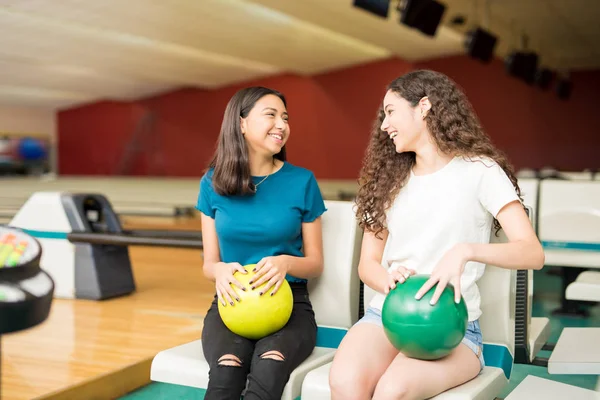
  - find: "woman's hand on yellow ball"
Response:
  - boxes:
[384,266,416,294]
[250,256,290,296]
[215,262,247,306]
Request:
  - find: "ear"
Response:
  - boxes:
[239,116,247,135]
[419,96,432,118]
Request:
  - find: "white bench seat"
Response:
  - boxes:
[151,334,339,399]
[566,271,600,302]
[301,348,510,400]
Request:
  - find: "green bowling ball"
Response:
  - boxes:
[381,274,468,360]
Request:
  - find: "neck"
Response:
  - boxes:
[249,151,276,176]
[413,137,453,175]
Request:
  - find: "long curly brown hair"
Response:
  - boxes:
[355,70,521,238]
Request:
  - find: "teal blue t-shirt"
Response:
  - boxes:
[196,162,327,283]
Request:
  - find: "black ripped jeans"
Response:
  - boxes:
[202,282,317,400]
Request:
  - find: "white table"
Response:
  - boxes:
[506,376,600,400]
[549,328,600,375]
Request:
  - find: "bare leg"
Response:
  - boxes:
[372,342,481,400]
[330,322,399,400]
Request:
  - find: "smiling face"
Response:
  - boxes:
[380,89,431,153]
[240,94,289,158]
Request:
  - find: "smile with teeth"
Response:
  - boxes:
[269,133,283,141]
[389,131,398,140]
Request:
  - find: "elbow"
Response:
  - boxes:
[535,249,546,270]
[313,256,324,278]
[357,262,369,282]
[531,242,546,270]
[300,255,324,279]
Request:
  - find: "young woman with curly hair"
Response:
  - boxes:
[329,70,545,400]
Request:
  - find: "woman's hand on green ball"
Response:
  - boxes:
[215,262,247,306]
[414,244,469,305]
[384,266,416,294]
[250,256,290,296]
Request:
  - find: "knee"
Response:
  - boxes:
[329,362,370,399]
[210,353,248,384]
[217,354,243,367]
[373,376,411,400]
[259,350,285,362]
[244,350,293,400]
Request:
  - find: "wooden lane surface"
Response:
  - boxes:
[2,216,214,400]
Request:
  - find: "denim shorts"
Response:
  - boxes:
[356,306,485,371]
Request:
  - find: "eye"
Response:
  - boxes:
[387,109,394,115]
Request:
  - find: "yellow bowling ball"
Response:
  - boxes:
[218,264,293,340]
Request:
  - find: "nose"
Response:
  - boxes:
[275,116,286,131]
[380,116,389,132]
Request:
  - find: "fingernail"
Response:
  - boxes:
[236,298,240,302]
[429,300,434,305]
[230,301,234,306]
[249,280,253,284]
[251,286,255,290]
[259,292,263,296]
[252,269,256,272]
[270,292,274,296]
[242,287,246,291]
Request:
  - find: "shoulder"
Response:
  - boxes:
[200,168,215,189]
[201,167,215,180]
[456,155,498,169]
[280,162,317,182]
[453,156,504,177]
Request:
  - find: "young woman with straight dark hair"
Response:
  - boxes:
[197,86,326,400]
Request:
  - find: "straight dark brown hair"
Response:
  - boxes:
[208,86,287,196]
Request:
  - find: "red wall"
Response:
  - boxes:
[58,56,600,178]
[59,101,147,175]
[416,57,600,171]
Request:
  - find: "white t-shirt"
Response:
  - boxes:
[368,156,520,321]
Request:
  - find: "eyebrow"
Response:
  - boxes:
[384,104,392,112]
[263,107,288,115]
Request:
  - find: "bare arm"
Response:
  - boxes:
[358,229,388,291]
[416,200,545,303]
[200,213,246,305]
[283,217,325,279]
[464,200,545,270]
[200,212,222,282]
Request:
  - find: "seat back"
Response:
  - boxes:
[307,200,363,331]
[538,180,600,268]
[518,178,539,232]
[538,179,600,248]
[525,205,535,349]
[478,227,516,379]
